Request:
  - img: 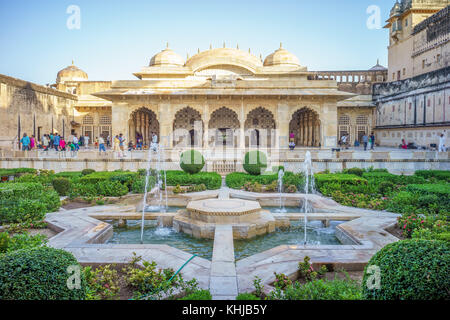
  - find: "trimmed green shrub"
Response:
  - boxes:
[226,171,304,191]
[0,168,37,178]
[314,174,368,196]
[362,172,425,185]
[131,176,156,194]
[268,277,362,300]
[407,184,450,209]
[52,177,71,196]
[166,171,221,190]
[0,232,47,254]
[236,293,261,300]
[243,151,267,176]
[96,180,129,197]
[179,290,212,300]
[0,183,60,224]
[69,181,128,198]
[0,247,87,300]
[81,169,96,176]
[362,240,450,300]
[54,172,82,183]
[378,181,394,196]
[415,170,450,182]
[344,167,364,177]
[80,171,138,187]
[180,150,205,174]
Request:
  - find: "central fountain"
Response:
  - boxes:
[172,198,276,239]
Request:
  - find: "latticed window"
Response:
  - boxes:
[356,115,368,125]
[99,115,111,125]
[83,115,94,125]
[339,115,350,125]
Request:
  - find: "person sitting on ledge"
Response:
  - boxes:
[128,141,134,152]
[401,139,408,150]
[289,141,296,151]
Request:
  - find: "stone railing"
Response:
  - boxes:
[308,70,388,94]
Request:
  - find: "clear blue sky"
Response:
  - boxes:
[0,0,394,85]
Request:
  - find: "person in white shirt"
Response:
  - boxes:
[98,136,106,153]
[84,135,90,149]
[438,133,446,152]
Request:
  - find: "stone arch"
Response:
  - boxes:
[289,107,321,147]
[244,107,276,148]
[208,107,240,147]
[173,106,203,147]
[129,107,159,146]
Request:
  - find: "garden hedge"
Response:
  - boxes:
[415,170,450,183]
[165,171,221,190]
[52,177,71,196]
[226,172,304,190]
[314,174,369,196]
[180,150,205,174]
[362,172,425,185]
[0,168,37,178]
[0,247,87,300]
[243,151,267,176]
[362,240,450,300]
[406,184,450,209]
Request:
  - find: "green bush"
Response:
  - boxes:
[180,150,205,174]
[166,171,221,190]
[81,169,96,176]
[385,191,418,213]
[268,277,362,300]
[415,170,450,182]
[0,247,87,300]
[0,183,60,224]
[0,232,47,254]
[236,293,261,300]
[0,168,37,178]
[362,172,425,185]
[344,167,364,177]
[69,181,128,198]
[407,184,450,209]
[243,151,268,176]
[80,171,138,188]
[53,172,82,183]
[226,171,304,191]
[179,290,212,300]
[378,181,394,196]
[362,240,450,300]
[96,180,129,197]
[52,177,71,196]
[314,174,368,196]
[131,176,156,194]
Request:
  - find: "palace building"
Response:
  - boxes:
[0,43,386,152]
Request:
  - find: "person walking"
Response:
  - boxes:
[30,135,36,150]
[341,134,348,150]
[362,134,369,151]
[49,132,54,149]
[59,136,66,151]
[42,134,49,151]
[73,134,79,151]
[438,133,446,152]
[98,136,106,153]
[370,133,375,150]
[118,133,126,157]
[20,133,30,151]
[53,133,60,151]
[84,134,90,149]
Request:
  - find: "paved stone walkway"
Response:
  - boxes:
[210,226,238,300]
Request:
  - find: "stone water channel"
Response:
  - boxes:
[46,189,400,300]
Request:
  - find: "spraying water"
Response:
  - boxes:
[276,168,286,213]
[140,140,168,244]
[302,151,315,244]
